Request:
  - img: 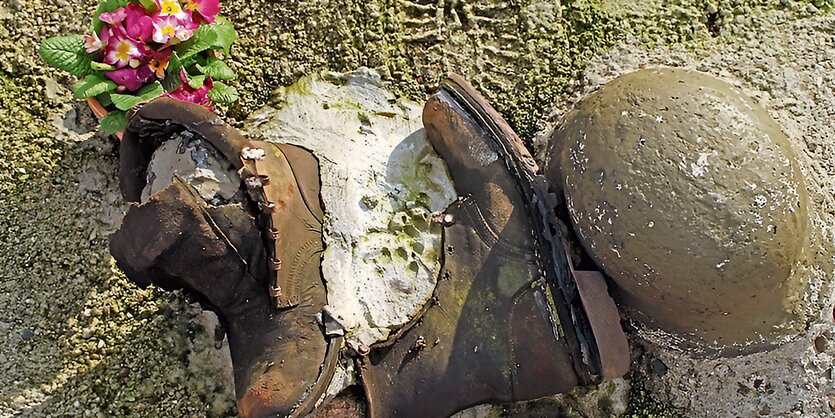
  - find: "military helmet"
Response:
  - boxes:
[545,67,810,355]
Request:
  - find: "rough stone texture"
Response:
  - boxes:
[548,67,811,355]
[245,69,457,347]
[3,0,833,416]
[143,132,242,204]
[221,0,620,141]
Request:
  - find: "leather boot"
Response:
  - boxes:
[109,98,340,418]
[359,75,629,418]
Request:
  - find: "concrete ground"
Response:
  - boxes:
[1,0,833,417]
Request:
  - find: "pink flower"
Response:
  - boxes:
[100,26,112,45]
[103,26,144,68]
[183,0,220,23]
[174,23,195,42]
[152,11,198,45]
[83,31,102,53]
[99,7,127,25]
[152,15,180,44]
[163,70,214,109]
[156,0,188,20]
[148,49,172,78]
[105,65,154,92]
[124,3,154,42]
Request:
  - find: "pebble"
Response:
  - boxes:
[20,328,32,340]
[650,358,669,376]
[81,327,95,339]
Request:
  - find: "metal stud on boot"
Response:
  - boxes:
[359,75,629,418]
[109,98,340,418]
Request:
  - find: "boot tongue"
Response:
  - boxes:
[137,127,268,281]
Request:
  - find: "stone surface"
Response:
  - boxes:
[143,131,242,204]
[245,68,457,347]
[547,67,811,355]
[6,0,835,415]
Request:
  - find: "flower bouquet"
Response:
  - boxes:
[38,0,238,135]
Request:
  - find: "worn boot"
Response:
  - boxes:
[359,75,629,418]
[109,98,340,418]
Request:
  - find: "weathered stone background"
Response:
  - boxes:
[1,0,834,417]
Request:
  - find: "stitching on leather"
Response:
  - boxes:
[287,238,322,302]
[508,287,525,399]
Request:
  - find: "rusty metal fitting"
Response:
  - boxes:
[412,336,427,352]
[432,212,456,226]
[244,175,270,189]
[269,284,282,298]
[265,227,280,240]
[357,344,370,356]
[259,201,276,214]
[269,258,283,271]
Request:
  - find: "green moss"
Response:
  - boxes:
[2,0,832,416]
[223,0,825,142]
[222,0,625,142]
[0,74,67,199]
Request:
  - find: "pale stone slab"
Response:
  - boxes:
[245,68,457,346]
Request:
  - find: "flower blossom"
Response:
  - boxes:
[152,15,180,44]
[105,65,154,92]
[103,26,145,68]
[183,0,220,23]
[81,0,227,103]
[163,70,214,109]
[83,31,102,53]
[124,3,154,42]
[157,0,188,20]
[148,50,172,78]
[98,7,127,25]
[152,13,196,44]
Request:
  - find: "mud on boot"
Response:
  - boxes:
[109,98,340,418]
[359,75,629,418]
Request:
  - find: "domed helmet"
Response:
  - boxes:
[545,67,811,356]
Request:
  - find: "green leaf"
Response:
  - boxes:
[162,52,184,91]
[175,19,237,60]
[207,82,239,104]
[137,0,159,13]
[91,61,116,71]
[196,59,236,80]
[137,82,164,96]
[91,0,130,32]
[100,110,127,135]
[109,95,143,111]
[211,18,237,55]
[110,82,164,111]
[72,74,117,99]
[187,74,207,89]
[96,93,113,107]
[38,36,94,77]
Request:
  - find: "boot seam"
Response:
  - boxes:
[461,198,535,262]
